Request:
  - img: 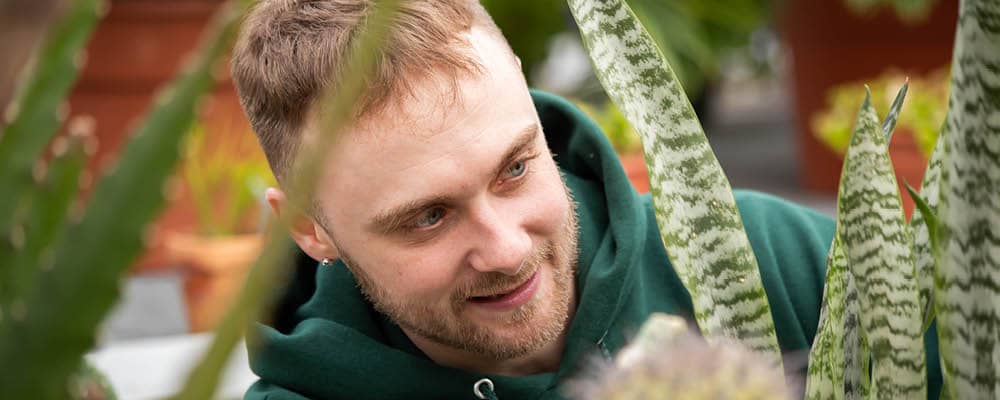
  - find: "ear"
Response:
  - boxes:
[266,187,340,262]
[515,55,522,69]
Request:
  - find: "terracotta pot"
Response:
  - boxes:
[164,233,263,332]
[618,152,650,194]
[777,0,956,194]
[66,0,251,272]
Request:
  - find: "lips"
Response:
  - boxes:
[467,270,541,311]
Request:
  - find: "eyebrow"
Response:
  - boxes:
[367,124,540,235]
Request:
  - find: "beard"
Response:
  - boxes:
[338,191,579,361]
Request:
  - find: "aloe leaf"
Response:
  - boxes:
[566,0,782,364]
[0,0,103,239]
[839,91,926,399]
[6,133,89,304]
[882,81,908,140]
[170,1,401,398]
[933,0,1000,397]
[0,1,248,396]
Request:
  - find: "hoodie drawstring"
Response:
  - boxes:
[473,378,498,400]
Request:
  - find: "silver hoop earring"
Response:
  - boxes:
[320,257,335,267]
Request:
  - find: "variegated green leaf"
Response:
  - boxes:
[882,81,909,140]
[911,129,945,330]
[841,256,869,400]
[839,92,926,399]
[807,82,911,400]
[806,237,850,400]
[566,0,782,364]
[934,0,1000,397]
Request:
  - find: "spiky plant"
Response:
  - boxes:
[0,0,253,397]
[567,314,789,400]
[568,0,998,398]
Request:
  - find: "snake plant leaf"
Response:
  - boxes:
[910,128,945,332]
[760,83,910,400]
[934,0,1000,397]
[0,1,247,397]
[566,0,783,364]
[805,237,850,400]
[904,182,940,332]
[171,1,401,398]
[882,80,909,140]
[5,134,88,305]
[0,0,102,240]
[841,259,870,400]
[805,231,870,399]
[839,91,926,399]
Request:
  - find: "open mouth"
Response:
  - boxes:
[466,270,541,309]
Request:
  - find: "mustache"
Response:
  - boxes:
[452,241,554,301]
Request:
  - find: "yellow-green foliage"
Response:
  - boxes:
[813,69,948,158]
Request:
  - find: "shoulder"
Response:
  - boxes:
[732,190,835,353]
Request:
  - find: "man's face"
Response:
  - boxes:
[307,26,578,361]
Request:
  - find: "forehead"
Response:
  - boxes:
[309,26,539,225]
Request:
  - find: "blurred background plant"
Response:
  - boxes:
[179,121,273,237]
[170,121,274,332]
[0,0,253,397]
[484,0,772,103]
[844,0,938,22]
[813,68,948,158]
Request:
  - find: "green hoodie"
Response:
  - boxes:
[246,90,941,399]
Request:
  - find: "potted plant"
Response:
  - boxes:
[811,68,948,217]
[165,122,274,332]
[776,0,956,194]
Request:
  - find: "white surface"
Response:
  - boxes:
[99,273,189,343]
[86,333,257,400]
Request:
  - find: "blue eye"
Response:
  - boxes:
[506,160,526,178]
[414,207,444,228]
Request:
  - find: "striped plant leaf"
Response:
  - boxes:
[807,82,910,400]
[841,256,869,400]
[933,0,1000,397]
[908,129,945,328]
[805,239,870,400]
[566,0,782,364]
[882,81,909,140]
[839,92,926,399]
[806,237,850,400]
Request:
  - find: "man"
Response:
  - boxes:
[231,1,937,399]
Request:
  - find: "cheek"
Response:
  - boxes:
[523,163,571,232]
[369,246,464,302]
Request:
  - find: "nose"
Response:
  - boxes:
[465,199,532,276]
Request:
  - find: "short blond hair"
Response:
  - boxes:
[231,0,499,182]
